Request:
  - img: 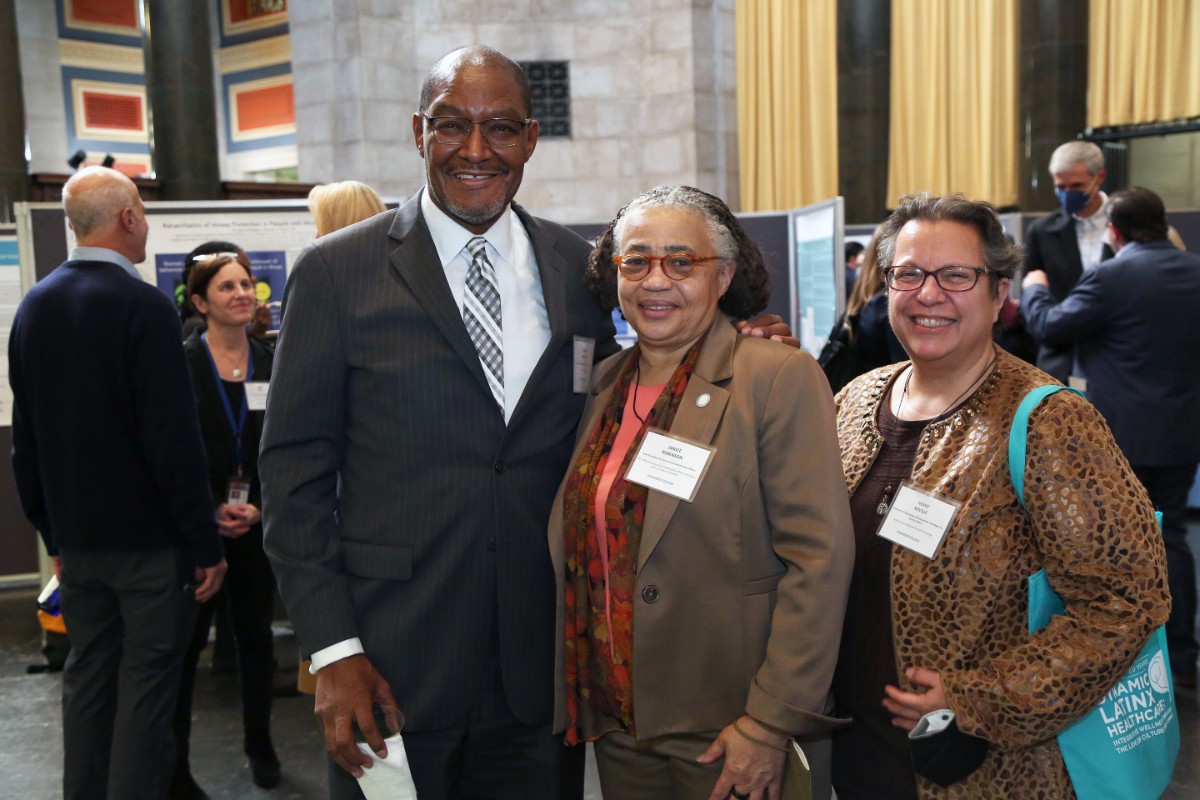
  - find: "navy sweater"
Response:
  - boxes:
[9,260,221,566]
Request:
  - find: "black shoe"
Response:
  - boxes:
[169,766,212,800]
[245,733,282,789]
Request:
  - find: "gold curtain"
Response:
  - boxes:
[736,0,838,211]
[886,0,1018,207]
[1089,0,1200,127]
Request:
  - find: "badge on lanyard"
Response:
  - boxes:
[227,468,251,507]
[876,481,960,559]
[202,333,254,506]
[244,381,269,411]
[624,428,717,503]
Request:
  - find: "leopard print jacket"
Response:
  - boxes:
[835,347,1170,799]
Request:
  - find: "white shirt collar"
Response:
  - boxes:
[69,246,141,280]
[420,187,517,268]
[1074,192,1109,228]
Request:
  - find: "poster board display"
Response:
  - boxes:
[790,198,844,356]
[51,201,318,332]
[3,200,321,580]
[0,226,18,427]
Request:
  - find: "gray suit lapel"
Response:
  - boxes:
[386,192,497,406]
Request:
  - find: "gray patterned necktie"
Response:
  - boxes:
[463,236,504,409]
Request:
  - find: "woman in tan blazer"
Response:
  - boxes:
[548,185,854,800]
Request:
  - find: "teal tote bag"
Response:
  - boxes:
[1009,385,1178,800]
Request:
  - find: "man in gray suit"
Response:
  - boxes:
[1020,141,1112,382]
[1023,186,1200,687]
[260,46,617,799]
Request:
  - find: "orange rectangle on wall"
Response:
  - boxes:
[229,0,289,24]
[70,0,139,29]
[235,83,294,132]
[83,92,144,131]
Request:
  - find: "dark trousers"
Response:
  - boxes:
[174,528,277,765]
[58,547,195,800]
[1133,463,1200,675]
[327,626,583,800]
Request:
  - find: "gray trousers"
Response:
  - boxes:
[58,547,196,800]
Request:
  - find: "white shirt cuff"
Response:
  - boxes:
[309,638,364,674]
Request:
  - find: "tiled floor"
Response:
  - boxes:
[3,516,1199,798]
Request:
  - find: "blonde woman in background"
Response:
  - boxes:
[308,180,387,238]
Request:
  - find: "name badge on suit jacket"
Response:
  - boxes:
[573,336,595,393]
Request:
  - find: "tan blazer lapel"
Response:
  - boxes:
[637,317,735,572]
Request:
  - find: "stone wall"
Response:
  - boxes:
[289,0,739,223]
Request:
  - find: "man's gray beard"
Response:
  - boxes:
[444,195,509,226]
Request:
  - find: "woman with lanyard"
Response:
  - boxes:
[172,253,280,798]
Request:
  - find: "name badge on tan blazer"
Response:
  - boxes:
[625,428,716,503]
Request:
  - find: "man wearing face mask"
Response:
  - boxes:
[1020,140,1111,383]
[1021,186,1200,689]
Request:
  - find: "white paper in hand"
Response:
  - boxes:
[354,733,418,800]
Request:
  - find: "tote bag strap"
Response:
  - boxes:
[1008,385,1083,511]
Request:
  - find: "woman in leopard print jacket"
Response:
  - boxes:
[829,193,1170,800]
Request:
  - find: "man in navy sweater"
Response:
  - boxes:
[9,166,226,799]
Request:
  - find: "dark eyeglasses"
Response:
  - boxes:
[421,115,531,148]
[612,252,723,281]
[884,265,989,292]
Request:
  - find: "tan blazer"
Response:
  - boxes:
[549,315,854,741]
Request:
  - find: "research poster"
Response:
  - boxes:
[63,208,317,331]
[146,211,313,324]
[791,198,844,356]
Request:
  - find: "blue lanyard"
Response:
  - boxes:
[201,333,253,465]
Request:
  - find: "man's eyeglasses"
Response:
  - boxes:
[612,253,723,281]
[422,115,531,148]
[884,265,989,292]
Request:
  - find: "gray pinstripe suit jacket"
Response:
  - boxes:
[260,190,617,730]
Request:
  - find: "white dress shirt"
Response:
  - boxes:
[420,188,552,423]
[1075,193,1110,271]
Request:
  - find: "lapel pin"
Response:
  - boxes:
[696,393,711,408]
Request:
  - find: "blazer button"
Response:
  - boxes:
[487,537,497,551]
[494,460,506,473]
[641,585,660,603]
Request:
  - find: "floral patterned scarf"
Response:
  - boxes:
[562,338,704,744]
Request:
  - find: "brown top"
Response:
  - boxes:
[833,392,940,798]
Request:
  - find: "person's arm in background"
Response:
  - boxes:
[130,296,225,598]
[8,323,54,555]
[1020,267,1108,347]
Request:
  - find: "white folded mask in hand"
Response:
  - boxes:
[355,733,418,800]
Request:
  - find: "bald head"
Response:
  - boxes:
[418,45,531,118]
[62,166,148,262]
